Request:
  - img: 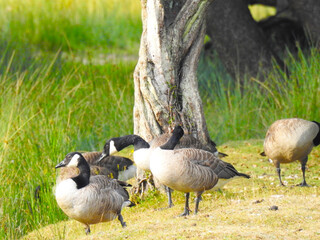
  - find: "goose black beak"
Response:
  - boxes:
[55,159,67,169]
[96,153,107,163]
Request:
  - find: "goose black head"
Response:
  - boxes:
[55,152,84,169]
[97,138,119,163]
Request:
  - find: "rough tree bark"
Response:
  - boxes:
[133,0,214,193]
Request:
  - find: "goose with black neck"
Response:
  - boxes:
[55,152,133,234]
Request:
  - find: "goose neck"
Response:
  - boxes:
[119,135,149,151]
[160,132,183,150]
[72,160,90,189]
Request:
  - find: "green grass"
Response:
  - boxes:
[0,51,135,239]
[198,48,320,144]
[0,0,320,239]
[0,0,141,53]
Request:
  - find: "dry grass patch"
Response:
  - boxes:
[23,140,320,239]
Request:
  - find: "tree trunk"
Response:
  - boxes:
[133,0,214,193]
[134,0,214,146]
[206,0,285,81]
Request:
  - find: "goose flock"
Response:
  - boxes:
[54,117,320,234]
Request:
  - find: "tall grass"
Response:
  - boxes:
[0,0,141,53]
[0,50,135,239]
[198,48,320,144]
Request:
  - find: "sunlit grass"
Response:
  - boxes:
[0,0,141,53]
[198,48,320,144]
[249,4,276,21]
[0,51,135,239]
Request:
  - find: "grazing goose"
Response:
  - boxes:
[150,126,250,216]
[262,118,320,186]
[56,151,136,185]
[149,133,228,158]
[55,152,133,234]
[98,133,222,207]
[98,133,245,207]
[151,135,247,192]
[98,133,226,172]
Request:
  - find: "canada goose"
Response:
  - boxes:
[98,132,245,208]
[150,126,250,215]
[262,118,320,186]
[98,133,223,206]
[56,151,136,185]
[98,134,226,172]
[149,133,228,158]
[55,152,133,234]
[149,126,220,215]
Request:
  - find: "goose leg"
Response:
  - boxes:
[166,186,174,208]
[84,224,91,235]
[276,168,285,186]
[118,213,127,228]
[194,192,203,214]
[298,157,309,187]
[275,162,285,186]
[179,193,190,216]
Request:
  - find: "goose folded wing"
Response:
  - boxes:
[90,176,130,200]
[178,149,240,179]
[178,149,218,168]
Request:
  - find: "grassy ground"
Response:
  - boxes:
[22,140,320,239]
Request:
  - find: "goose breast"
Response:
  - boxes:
[55,177,125,224]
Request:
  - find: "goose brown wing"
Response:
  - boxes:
[83,151,134,178]
[89,176,131,201]
[176,148,218,169]
[82,152,118,178]
[98,155,134,171]
[82,151,134,171]
[177,135,217,153]
[177,149,249,179]
[82,152,102,164]
[151,134,218,154]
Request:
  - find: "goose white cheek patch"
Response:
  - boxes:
[109,141,117,155]
[68,154,80,167]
